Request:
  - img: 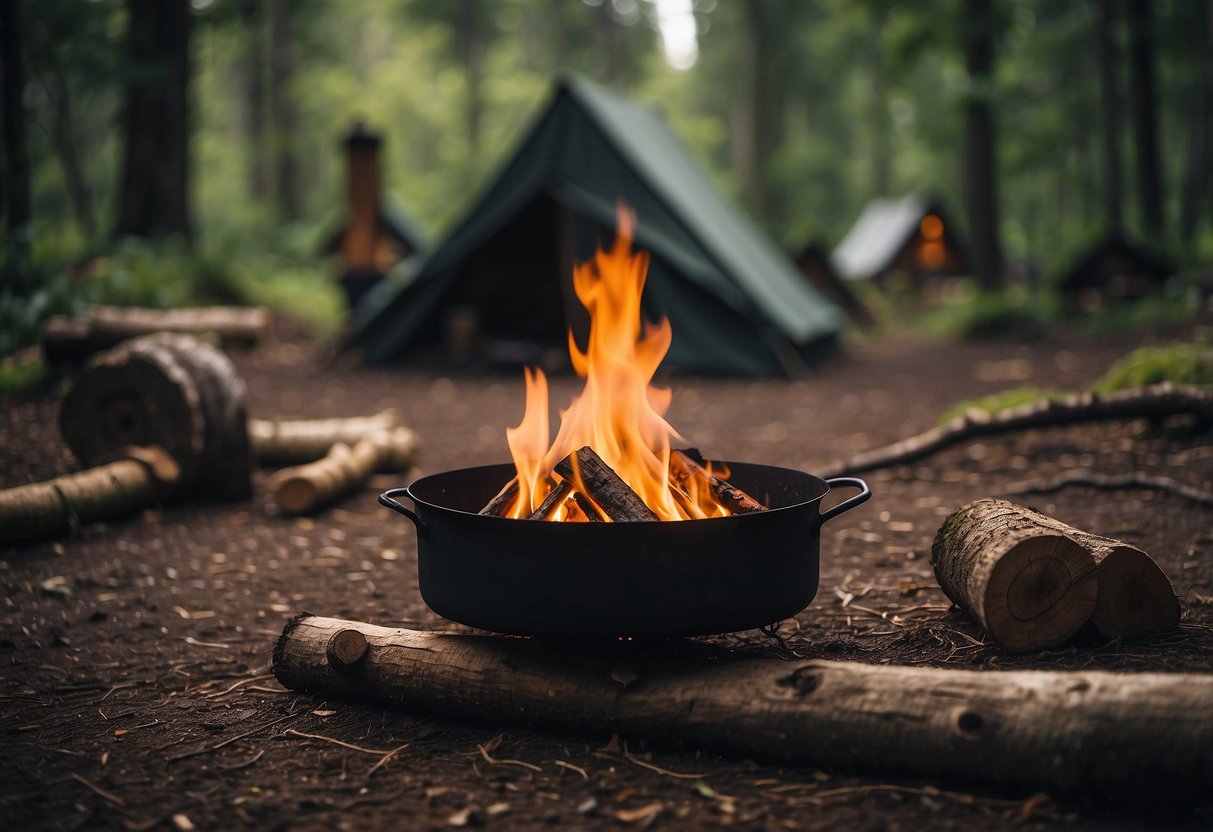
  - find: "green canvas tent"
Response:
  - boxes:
[350,75,843,376]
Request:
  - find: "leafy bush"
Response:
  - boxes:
[0,232,81,356]
[918,291,1057,342]
[1093,342,1213,393]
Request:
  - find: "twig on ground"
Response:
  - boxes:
[623,748,705,779]
[554,760,589,780]
[70,773,126,807]
[1006,469,1213,507]
[478,740,543,772]
[283,728,401,756]
[167,711,299,763]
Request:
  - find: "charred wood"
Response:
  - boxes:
[554,446,657,522]
[669,448,766,514]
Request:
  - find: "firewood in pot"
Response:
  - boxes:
[527,479,574,521]
[554,447,658,522]
[274,615,1213,798]
[572,491,605,522]
[273,431,413,515]
[59,333,250,499]
[669,448,767,514]
[931,499,1098,651]
[479,478,519,517]
[0,446,179,540]
[249,409,410,468]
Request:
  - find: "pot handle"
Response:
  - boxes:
[378,487,426,538]
[818,477,871,525]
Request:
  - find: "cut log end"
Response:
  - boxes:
[982,535,1098,652]
[1090,546,1180,638]
[326,628,369,667]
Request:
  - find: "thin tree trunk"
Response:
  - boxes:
[244,0,269,201]
[1180,1,1213,243]
[2,0,31,232]
[869,8,890,198]
[48,75,97,236]
[961,0,1004,290]
[270,0,300,221]
[1096,0,1123,231]
[1126,0,1163,236]
[457,0,484,179]
[734,0,770,220]
[114,0,191,241]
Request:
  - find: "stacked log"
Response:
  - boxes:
[270,429,418,515]
[59,333,251,499]
[42,305,269,365]
[249,409,409,467]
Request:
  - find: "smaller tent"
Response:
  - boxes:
[832,195,968,287]
[792,242,872,326]
[1058,232,1176,311]
[350,75,843,376]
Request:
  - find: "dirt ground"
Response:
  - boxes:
[3,317,1212,831]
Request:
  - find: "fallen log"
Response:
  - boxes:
[0,446,179,540]
[669,448,766,515]
[820,383,1213,478]
[931,499,1099,651]
[248,409,409,468]
[1007,468,1213,509]
[42,305,269,364]
[554,446,658,522]
[271,430,416,515]
[273,615,1213,798]
[59,333,251,499]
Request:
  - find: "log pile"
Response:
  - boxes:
[932,499,1179,650]
[480,446,767,521]
[42,305,269,365]
[274,615,1213,798]
[270,428,419,515]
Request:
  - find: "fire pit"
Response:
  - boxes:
[380,205,871,637]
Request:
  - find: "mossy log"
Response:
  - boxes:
[931,499,1099,651]
[58,334,250,499]
[273,615,1213,798]
[0,446,179,540]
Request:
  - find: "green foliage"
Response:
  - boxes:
[1077,293,1204,337]
[1093,342,1213,393]
[0,231,81,355]
[938,387,1064,424]
[916,290,1058,342]
[0,353,49,395]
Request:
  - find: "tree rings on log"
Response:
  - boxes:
[932,499,1098,651]
[59,333,251,499]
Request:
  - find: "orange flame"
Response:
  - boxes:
[503,205,723,521]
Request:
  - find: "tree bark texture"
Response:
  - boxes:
[274,615,1213,797]
[42,305,269,364]
[961,0,1004,290]
[1,0,30,232]
[270,0,300,221]
[248,409,409,467]
[818,383,1213,478]
[0,446,178,540]
[932,500,1098,651]
[114,0,192,240]
[59,334,250,499]
[270,430,417,515]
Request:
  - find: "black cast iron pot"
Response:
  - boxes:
[379,461,870,638]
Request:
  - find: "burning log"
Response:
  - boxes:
[0,446,179,540]
[554,446,658,522]
[271,431,414,515]
[931,500,1099,651]
[249,409,413,468]
[669,449,766,515]
[59,333,251,499]
[274,615,1213,798]
[820,383,1213,478]
[479,479,519,517]
[526,479,574,521]
[42,304,269,364]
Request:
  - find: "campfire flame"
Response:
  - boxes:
[502,205,732,521]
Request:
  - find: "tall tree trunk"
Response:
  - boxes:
[961,0,1004,291]
[114,0,191,241]
[244,0,268,201]
[48,75,97,236]
[270,0,300,222]
[457,0,484,182]
[734,0,772,221]
[1126,0,1163,237]
[1180,1,1213,243]
[869,8,890,198]
[595,1,626,88]
[2,0,31,233]
[1096,0,1123,232]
